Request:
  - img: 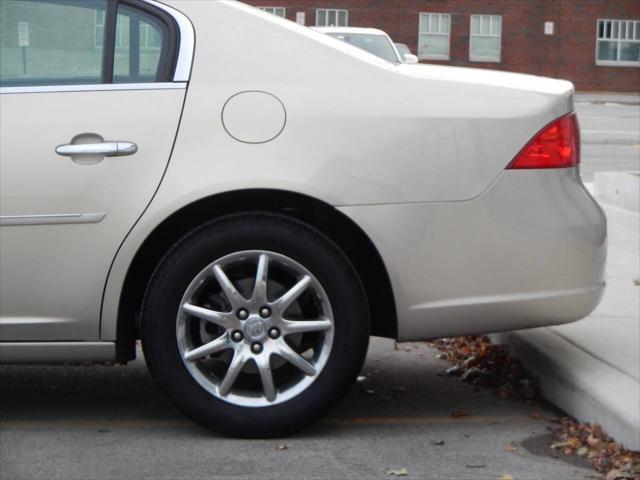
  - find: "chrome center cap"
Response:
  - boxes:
[244,317,267,341]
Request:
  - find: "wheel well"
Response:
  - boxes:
[115,189,397,362]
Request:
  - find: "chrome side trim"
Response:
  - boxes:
[144,0,195,82]
[0,82,186,95]
[0,213,106,226]
[0,342,116,364]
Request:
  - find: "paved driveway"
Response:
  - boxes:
[577,97,640,182]
[1,338,594,480]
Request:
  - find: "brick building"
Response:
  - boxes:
[247,0,640,92]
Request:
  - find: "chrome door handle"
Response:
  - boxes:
[55,141,138,157]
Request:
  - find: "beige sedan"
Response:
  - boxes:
[0,0,606,437]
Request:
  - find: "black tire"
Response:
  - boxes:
[141,212,370,438]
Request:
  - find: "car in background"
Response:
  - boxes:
[314,27,418,64]
[1,0,606,438]
[394,43,419,64]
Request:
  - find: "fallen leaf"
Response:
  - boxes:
[276,445,288,451]
[356,375,367,383]
[501,475,515,480]
[605,469,632,480]
[505,444,519,453]
[451,411,471,418]
[577,446,589,456]
[386,468,408,476]
[430,440,445,446]
[465,464,486,469]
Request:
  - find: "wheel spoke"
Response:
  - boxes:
[276,343,317,377]
[255,355,277,402]
[218,351,247,397]
[282,318,332,335]
[181,303,232,329]
[178,249,335,407]
[184,335,231,362]
[273,275,311,314]
[253,254,270,303]
[212,264,245,309]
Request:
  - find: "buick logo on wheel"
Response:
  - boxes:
[244,318,267,341]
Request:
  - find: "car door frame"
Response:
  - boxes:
[0,0,195,364]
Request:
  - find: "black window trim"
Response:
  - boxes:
[107,0,180,84]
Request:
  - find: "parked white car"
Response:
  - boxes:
[314,26,419,64]
[0,0,606,437]
[394,42,420,64]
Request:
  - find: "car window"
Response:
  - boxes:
[0,0,108,87]
[113,4,169,83]
[395,44,411,56]
[327,33,401,64]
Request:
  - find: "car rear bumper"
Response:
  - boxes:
[339,167,607,341]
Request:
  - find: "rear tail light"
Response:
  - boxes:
[507,113,580,169]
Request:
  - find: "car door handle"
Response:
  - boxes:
[55,141,138,157]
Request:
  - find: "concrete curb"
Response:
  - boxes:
[594,172,640,213]
[491,330,640,451]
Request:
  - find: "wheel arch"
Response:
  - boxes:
[115,189,397,362]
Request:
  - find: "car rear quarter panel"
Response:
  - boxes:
[102,0,581,340]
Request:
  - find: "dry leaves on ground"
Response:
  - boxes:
[429,335,640,480]
[550,417,640,479]
[429,336,537,401]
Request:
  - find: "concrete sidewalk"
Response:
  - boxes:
[493,177,640,451]
[575,92,640,105]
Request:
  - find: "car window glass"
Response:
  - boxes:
[113,5,167,83]
[327,33,400,63]
[0,0,107,87]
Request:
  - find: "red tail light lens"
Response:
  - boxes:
[508,113,580,169]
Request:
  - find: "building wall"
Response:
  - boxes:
[248,0,640,92]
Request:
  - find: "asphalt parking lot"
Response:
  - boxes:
[1,97,637,480]
[576,96,640,182]
[0,339,595,480]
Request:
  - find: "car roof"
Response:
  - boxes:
[313,27,389,36]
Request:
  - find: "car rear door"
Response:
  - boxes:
[0,0,190,341]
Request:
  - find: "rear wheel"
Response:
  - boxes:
[141,213,370,437]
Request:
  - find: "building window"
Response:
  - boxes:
[596,19,640,67]
[316,9,348,27]
[95,10,105,47]
[470,15,501,62]
[418,13,451,60]
[258,7,286,18]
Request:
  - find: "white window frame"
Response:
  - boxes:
[258,7,286,18]
[315,9,349,27]
[595,19,640,67]
[469,14,502,63]
[418,13,451,60]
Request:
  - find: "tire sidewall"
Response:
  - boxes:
[141,213,370,437]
